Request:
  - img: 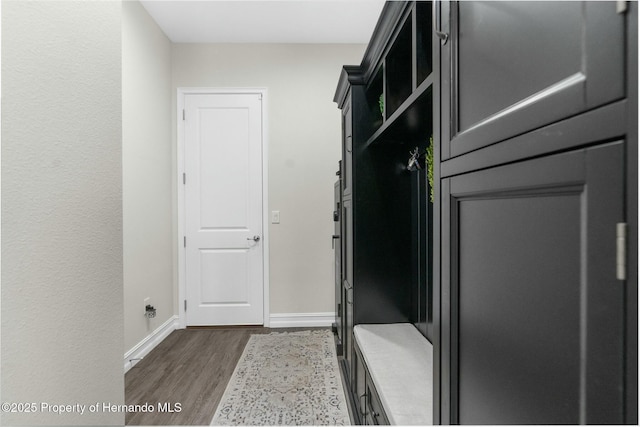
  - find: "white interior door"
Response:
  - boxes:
[184,92,264,326]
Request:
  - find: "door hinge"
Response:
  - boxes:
[182,109,185,120]
[184,300,187,311]
[616,223,627,280]
[183,173,186,185]
[184,236,186,248]
[617,0,628,14]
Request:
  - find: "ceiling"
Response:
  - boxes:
[139,0,386,44]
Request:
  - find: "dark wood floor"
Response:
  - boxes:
[125,326,328,425]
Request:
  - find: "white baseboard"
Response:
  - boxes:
[269,312,336,328]
[124,315,179,373]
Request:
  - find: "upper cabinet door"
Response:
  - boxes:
[441,1,625,159]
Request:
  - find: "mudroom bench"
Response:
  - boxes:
[352,323,433,425]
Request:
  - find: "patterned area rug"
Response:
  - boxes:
[211,330,351,426]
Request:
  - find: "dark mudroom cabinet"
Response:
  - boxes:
[333,2,435,423]
[437,1,638,424]
[333,0,637,425]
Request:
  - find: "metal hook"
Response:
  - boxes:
[407,147,423,171]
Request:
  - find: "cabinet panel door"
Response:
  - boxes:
[441,1,625,159]
[343,198,353,290]
[343,98,353,197]
[343,198,354,372]
[442,143,625,424]
[366,373,390,426]
[353,342,367,424]
[334,182,343,349]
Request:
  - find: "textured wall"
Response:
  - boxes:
[1,1,124,425]
[172,44,366,315]
[122,1,174,354]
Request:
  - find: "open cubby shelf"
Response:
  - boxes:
[385,16,413,117]
[367,74,433,146]
[365,67,385,137]
[362,1,433,147]
[415,1,433,86]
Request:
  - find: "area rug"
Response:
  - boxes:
[211,330,351,426]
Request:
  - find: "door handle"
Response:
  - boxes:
[332,235,340,249]
[359,393,368,418]
[435,1,449,44]
[247,235,261,242]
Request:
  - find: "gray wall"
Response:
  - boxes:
[122,0,174,355]
[1,1,124,425]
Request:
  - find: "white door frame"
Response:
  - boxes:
[177,87,269,329]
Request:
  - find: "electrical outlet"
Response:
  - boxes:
[272,210,280,224]
[144,297,152,315]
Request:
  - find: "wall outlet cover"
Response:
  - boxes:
[144,297,152,315]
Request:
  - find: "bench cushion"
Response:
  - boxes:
[353,324,433,425]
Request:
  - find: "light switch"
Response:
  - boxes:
[271,211,280,224]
